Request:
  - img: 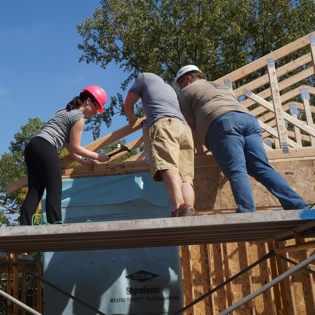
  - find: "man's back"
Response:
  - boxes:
[129,72,187,127]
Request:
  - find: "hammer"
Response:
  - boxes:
[107,144,131,157]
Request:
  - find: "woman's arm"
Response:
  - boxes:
[66,118,110,163]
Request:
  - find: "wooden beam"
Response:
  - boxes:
[310,36,315,73]
[243,89,315,137]
[6,147,315,194]
[61,147,315,178]
[124,150,145,162]
[241,66,314,109]
[265,146,315,160]
[258,101,315,141]
[232,53,312,98]
[61,160,150,178]
[267,58,289,152]
[300,88,315,145]
[215,32,315,85]
[257,120,300,148]
[306,85,315,95]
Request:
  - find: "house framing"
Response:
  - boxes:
[2,31,315,315]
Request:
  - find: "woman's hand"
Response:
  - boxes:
[96,153,111,162]
[78,154,110,164]
[79,158,97,165]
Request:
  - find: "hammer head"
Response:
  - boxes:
[118,144,131,152]
[107,144,131,157]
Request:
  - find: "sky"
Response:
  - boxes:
[0,0,131,156]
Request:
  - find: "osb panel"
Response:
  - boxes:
[189,244,211,315]
[270,159,315,205]
[218,175,235,210]
[194,159,315,212]
[278,240,315,315]
[209,243,229,313]
[250,179,270,209]
[248,242,274,315]
[182,240,315,315]
[194,166,221,211]
[225,243,254,315]
[180,245,194,315]
[182,158,315,315]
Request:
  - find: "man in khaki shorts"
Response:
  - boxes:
[124,72,195,217]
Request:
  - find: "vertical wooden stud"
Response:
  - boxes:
[300,88,315,145]
[267,58,289,153]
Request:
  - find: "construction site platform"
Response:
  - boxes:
[0,209,314,253]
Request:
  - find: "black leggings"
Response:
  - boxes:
[20,137,62,225]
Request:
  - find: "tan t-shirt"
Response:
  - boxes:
[178,79,249,145]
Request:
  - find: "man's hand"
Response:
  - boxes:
[128,115,138,124]
[124,91,141,124]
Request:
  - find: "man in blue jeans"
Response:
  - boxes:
[174,65,308,213]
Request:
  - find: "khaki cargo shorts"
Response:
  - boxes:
[149,117,194,185]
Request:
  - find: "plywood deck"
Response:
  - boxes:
[1,210,315,253]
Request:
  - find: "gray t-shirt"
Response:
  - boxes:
[34,108,84,153]
[129,72,188,127]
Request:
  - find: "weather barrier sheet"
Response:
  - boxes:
[42,173,184,315]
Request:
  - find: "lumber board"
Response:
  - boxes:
[6,147,315,194]
[215,32,315,84]
[1,210,314,253]
[233,53,312,98]
[258,102,315,125]
[244,89,315,137]
[267,58,289,152]
[311,35,315,72]
[305,85,315,95]
[241,66,314,108]
[257,120,300,148]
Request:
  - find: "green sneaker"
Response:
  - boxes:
[32,214,63,225]
[32,213,43,226]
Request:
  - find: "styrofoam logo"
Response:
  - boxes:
[126,270,159,282]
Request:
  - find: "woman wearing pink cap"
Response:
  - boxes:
[20,86,110,225]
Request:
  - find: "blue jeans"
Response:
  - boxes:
[205,112,308,213]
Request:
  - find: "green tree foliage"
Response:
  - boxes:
[77,0,315,134]
[0,118,44,225]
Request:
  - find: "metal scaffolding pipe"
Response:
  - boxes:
[219,253,315,315]
[280,255,315,275]
[0,289,42,315]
